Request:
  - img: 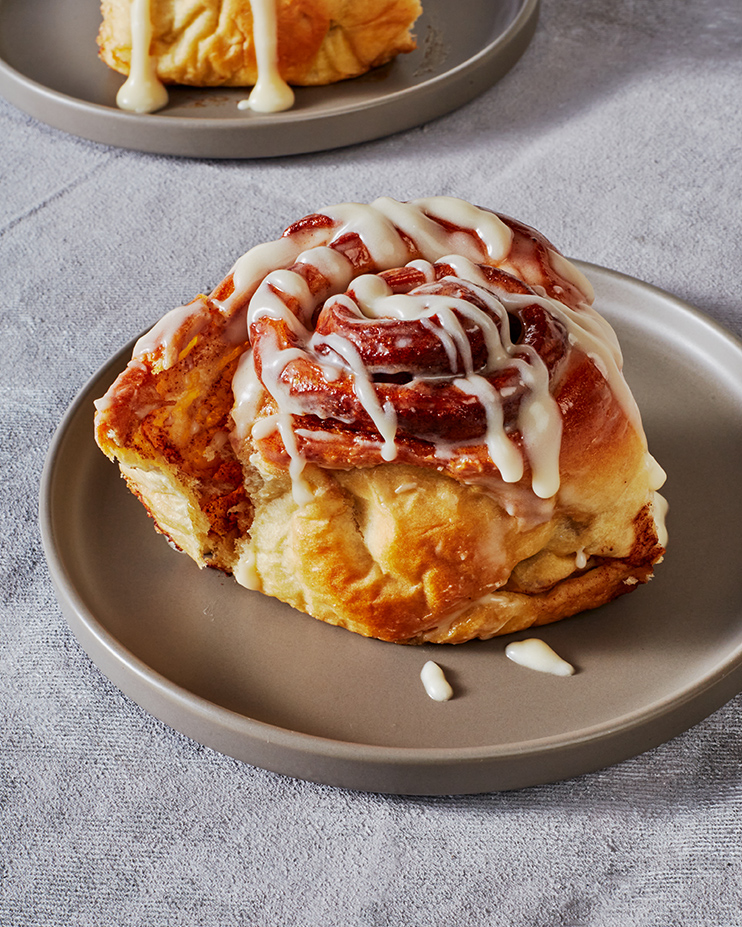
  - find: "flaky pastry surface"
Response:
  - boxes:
[95,198,666,644]
[98,0,422,87]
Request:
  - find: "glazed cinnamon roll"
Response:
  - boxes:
[94,197,667,644]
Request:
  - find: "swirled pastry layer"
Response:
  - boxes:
[98,0,422,87]
[94,197,667,644]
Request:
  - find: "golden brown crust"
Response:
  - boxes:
[97,0,422,87]
[241,426,663,644]
[95,299,253,569]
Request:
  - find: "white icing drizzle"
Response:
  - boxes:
[510,351,563,499]
[505,639,575,676]
[420,661,454,701]
[351,260,505,366]
[225,200,508,318]
[228,238,306,309]
[312,331,399,462]
[116,0,168,114]
[547,249,595,302]
[322,197,513,268]
[646,453,667,492]
[646,455,668,547]
[653,492,669,548]
[453,375,524,484]
[251,269,316,332]
[234,542,261,590]
[243,0,295,112]
[218,198,637,506]
[231,351,265,442]
[133,300,207,365]
[281,425,314,504]
[249,337,315,504]
[420,316,460,371]
[118,0,294,115]
[504,289,642,435]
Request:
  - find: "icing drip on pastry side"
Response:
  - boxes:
[116,0,169,113]
[240,0,295,112]
[219,197,642,505]
[118,0,294,114]
[652,491,669,548]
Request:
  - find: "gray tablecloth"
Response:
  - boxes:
[3,1,742,924]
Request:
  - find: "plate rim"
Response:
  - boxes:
[39,261,742,793]
[0,0,539,158]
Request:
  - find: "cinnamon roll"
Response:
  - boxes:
[94,197,667,644]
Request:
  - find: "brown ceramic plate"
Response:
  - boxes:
[40,263,742,794]
[0,0,538,158]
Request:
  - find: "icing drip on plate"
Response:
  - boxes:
[505,639,576,676]
[420,661,454,701]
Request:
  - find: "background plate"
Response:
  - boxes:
[0,0,538,158]
[40,263,742,794]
